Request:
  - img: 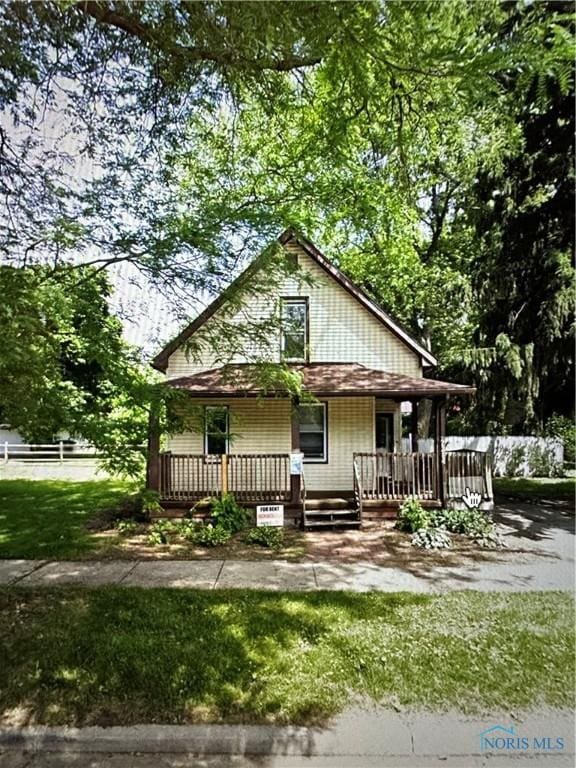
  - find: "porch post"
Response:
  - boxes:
[290,398,302,506]
[433,397,447,505]
[146,401,161,493]
[410,399,419,452]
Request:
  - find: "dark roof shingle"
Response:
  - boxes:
[166,362,475,398]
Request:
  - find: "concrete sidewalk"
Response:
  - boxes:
[0,709,574,767]
[0,555,573,592]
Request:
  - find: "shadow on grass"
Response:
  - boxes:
[0,480,133,559]
[0,587,428,728]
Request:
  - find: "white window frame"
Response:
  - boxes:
[203,405,229,456]
[280,298,308,362]
[298,402,327,463]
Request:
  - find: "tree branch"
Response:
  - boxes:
[76,1,322,72]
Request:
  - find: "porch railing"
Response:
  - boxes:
[159,452,291,503]
[445,450,493,501]
[353,450,493,505]
[353,452,438,502]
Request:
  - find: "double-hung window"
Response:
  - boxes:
[204,406,229,455]
[298,403,327,462]
[281,298,308,362]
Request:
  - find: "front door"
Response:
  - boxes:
[375,413,394,452]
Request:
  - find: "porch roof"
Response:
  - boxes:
[165,363,475,399]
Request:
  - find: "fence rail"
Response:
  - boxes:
[2,442,102,463]
[159,452,291,503]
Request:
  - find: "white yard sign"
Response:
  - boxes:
[256,504,284,527]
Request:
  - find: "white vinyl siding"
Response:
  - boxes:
[167,396,398,492]
[165,242,422,378]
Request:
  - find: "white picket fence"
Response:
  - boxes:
[400,436,564,477]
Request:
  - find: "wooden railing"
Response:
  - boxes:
[353,450,494,505]
[353,452,438,501]
[445,450,493,501]
[159,452,291,503]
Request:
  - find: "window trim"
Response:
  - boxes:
[203,405,230,456]
[280,296,309,363]
[298,401,328,464]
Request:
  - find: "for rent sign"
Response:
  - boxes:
[256,504,284,527]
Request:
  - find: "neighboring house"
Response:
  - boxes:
[147,229,492,527]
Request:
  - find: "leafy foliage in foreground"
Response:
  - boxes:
[0,588,572,725]
[245,526,285,550]
[0,265,154,476]
[395,497,433,533]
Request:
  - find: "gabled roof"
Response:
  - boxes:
[152,228,437,371]
[165,363,474,398]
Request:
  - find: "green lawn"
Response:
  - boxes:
[0,588,573,726]
[0,479,134,559]
[494,476,576,501]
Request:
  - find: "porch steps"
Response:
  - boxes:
[303,503,360,530]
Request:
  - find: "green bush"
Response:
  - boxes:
[140,489,164,517]
[245,526,284,549]
[193,524,231,547]
[543,414,575,465]
[411,528,451,549]
[146,519,176,546]
[172,519,200,541]
[115,519,139,535]
[433,507,504,549]
[433,507,490,537]
[395,497,431,533]
[211,493,251,533]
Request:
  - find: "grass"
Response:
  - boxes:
[494,476,576,501]
[0,588,573,726]
[0,479,134,559]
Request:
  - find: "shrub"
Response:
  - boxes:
[395,497,431,533]
[543,414,575,465]
[193,524,231,547]
[434,507,504,549]
[433,507,490,537]
[525,444,563,478]
[172,519,200,541]
[140,489,164,517]
[245,526,284,549]
[411,528,451,549]
[115,519,139,535]
[211,493,251,533]
[504,446,526,477]
[146,519,176,546]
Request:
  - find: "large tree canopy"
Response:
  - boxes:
[0,0,573,447]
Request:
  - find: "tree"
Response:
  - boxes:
[0,265,152,473]
[458,64,574,433]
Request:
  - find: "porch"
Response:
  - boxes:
[155,448,494,526]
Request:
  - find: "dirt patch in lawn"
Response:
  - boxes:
[300,521,537,569]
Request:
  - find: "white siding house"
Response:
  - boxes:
[148,229,485,523]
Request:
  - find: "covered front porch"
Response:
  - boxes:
[147,363,490,526]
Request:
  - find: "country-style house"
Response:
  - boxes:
[147,229,492,527]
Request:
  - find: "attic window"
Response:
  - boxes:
[281,298,308,362]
